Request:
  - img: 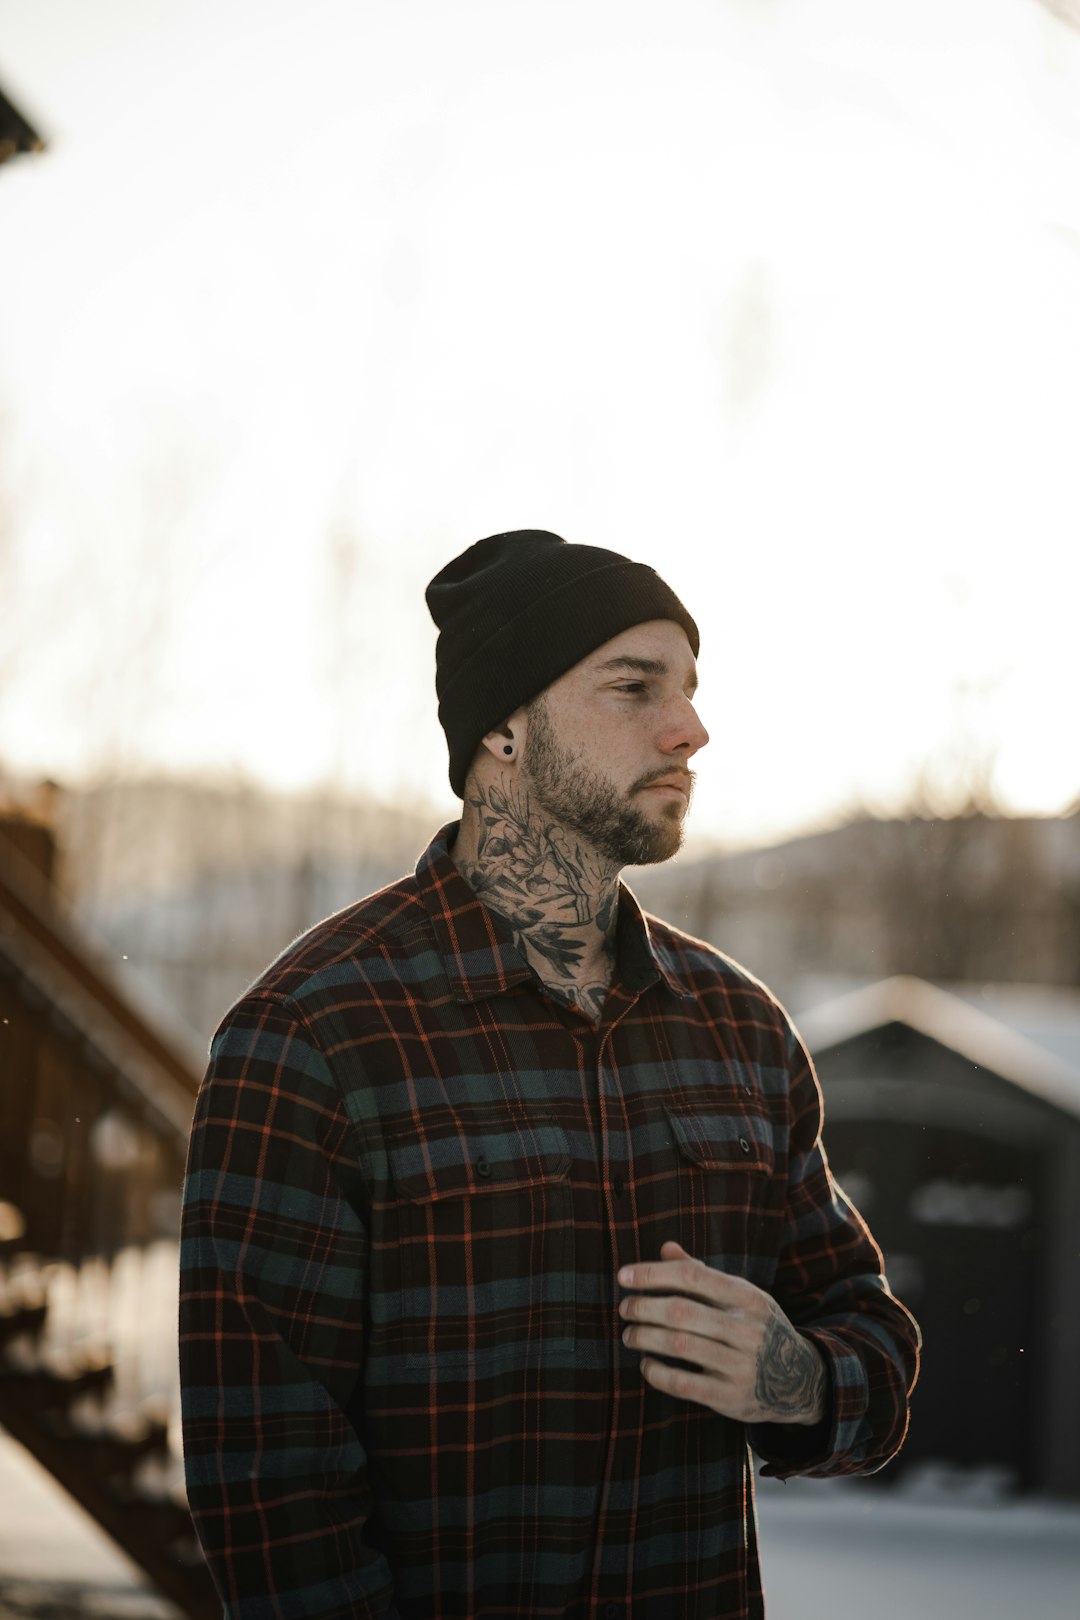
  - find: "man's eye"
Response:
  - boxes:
[615,682,647,695]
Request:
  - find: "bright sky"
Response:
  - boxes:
[2,0,1079,850]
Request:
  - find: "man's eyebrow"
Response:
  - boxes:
[594,655,698,691]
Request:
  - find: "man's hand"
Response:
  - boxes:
[617,1241,827,1426]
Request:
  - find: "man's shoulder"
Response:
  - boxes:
[642,908,793,1031]
[231,866,431,1012]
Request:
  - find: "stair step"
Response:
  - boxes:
[0,1353,114,1414]
[41,1411,171,1479]
[0,1199,28,1247]
[0,1298,48,1351]
[107,1480,197,1545]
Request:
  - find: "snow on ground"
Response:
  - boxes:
[0,1429,179,1619]
[756,1472,1080,1620]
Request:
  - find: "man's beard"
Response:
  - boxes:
[520,696,691,868]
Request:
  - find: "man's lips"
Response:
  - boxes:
[637,774,692,800]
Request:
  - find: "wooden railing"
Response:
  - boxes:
[0,829,219,1619]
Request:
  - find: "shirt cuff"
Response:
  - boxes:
[750,1330,870,1479]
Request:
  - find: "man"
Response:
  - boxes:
[180,530,920,1620]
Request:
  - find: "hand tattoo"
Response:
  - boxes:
[754,1313,826,1423]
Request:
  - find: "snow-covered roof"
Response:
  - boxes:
[945,981,1080,1075]
[797,975,1080,1124]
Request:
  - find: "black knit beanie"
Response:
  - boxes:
[426,529,700,798]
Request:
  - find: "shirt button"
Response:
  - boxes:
[739,1137,751,1155]
[604,1603,621,1619]
[475,1154,492,1178]
[613,1175,625,1197]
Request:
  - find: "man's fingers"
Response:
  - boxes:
[638,1355,739,1416]
[618,1253,755,1311]
[619,1290,749,1350]
[622,1318,742,1372]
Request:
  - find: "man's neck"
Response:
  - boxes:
[450,772,620,1024]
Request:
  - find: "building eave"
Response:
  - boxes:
[798,974,1080,1124]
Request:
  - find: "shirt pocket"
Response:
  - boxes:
[388,1110,576,1373]
[664,1105,778,1286]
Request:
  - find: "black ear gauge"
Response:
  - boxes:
[503,745,514,756]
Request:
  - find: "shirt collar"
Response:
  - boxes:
[416,823,694,1006]
[616,880,698,1004]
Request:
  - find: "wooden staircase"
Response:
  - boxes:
[0,815,221,1619]
[0,1258,218,1618]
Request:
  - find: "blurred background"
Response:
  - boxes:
[1,0,1079,1615]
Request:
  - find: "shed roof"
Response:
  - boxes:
[797,975,1080,1124]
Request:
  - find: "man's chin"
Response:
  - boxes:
[628,814,686,866]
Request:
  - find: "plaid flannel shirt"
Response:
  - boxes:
[179,824,920,1620]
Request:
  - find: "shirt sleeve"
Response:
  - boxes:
[749,1023,921,1480]
[179,994,401,1619]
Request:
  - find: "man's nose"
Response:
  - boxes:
[660,697,709,758]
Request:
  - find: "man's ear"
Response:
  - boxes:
[478,705,529,766]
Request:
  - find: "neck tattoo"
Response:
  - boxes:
[455,776,620,1024]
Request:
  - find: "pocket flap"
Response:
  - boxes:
[665,1106,773,1175]
[389,1112,571,1203]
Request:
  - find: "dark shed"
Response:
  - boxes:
[800,976,1080,1496]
